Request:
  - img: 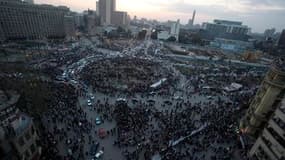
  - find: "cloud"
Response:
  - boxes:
[34,0,285,32]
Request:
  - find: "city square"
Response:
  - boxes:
[1,0,285,160]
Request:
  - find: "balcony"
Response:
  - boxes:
[263,128,285,159]
[269,119,285,141]
[276,108,285,123]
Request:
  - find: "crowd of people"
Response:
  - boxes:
[80,57,176,94]
[2,38,270,160]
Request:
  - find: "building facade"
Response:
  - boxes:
[249,96,285,160]
[64,15,76,39]
[278,30,285,49]
[98,0,115,25]
[240,58,285,136]
[202,19,250,35]
[97,0,129,27]
[0,0,69,41]
[111,11,128,27]
[0,91,40,160]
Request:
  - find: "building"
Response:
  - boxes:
[170,19,180,41]
[0,90,40,160]
[278,30,285,49]
[97,0,129,27]
[0,0,69,41]
[112,11,129,27]
[74,13,85,29]
[157,19,180,42]
[83,10,100,35]
[187,10,196,28]
[98,0,115,25]
[202,19,250,35]
[249,94,285,160]
[240,58,285,137]
[264,28,276,39]
[64,15,76,39]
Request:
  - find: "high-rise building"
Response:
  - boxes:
[64,15,76,39]
[187,10,196,28]
[248,94,285,160]
[0,0,70,41]
[278,30,285,49]
[83,10,100,35]
[97,0,129,27]
[170,19,180,41]
[98,0,116,25]
[240,58,285,137]
[111,11,128,27]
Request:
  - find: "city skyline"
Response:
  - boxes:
[34,0,285,33]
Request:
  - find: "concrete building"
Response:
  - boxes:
[0,91,40,160]
[157,19,180,42]
[83,10,100,35]
[170,19,180,41]
[240,58,285,137]
[202,19,250,35]
[0,0,69,41]
[111,11,129,27]
[74,13,85,29]
[97,0,129,27]
[249,95,285,160]
[278,30,285,49]
[98,0,115,25]
[64,15,76,39]
[264,28,276,39]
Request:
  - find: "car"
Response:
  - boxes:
[90,96,95,100]
[95,117,102,125]
[95,150,104,159]
[89,142,99,156]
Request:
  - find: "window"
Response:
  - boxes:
[18,137,25,146]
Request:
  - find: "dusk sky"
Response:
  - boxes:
[35,0,285,33]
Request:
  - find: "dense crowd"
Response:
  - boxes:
[80,57,176,94]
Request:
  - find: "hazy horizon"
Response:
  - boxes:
[35,0,285,33]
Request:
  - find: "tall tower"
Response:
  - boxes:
[98,0,116,25]
[240,58,285,137]
[191,10,196,26]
